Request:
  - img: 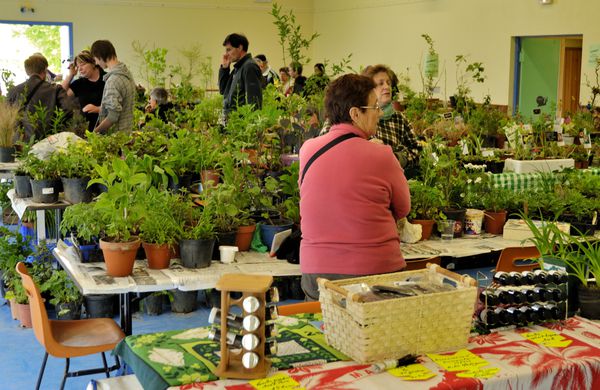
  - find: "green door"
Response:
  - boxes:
[518,38,560,120]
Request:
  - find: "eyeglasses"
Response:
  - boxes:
[360,102,382,111]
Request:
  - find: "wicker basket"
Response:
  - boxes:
[317,263,477,363]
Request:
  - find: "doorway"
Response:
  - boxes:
[0,21,72,94]
[513,35,583,119]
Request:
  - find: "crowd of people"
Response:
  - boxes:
[3,32,421,301]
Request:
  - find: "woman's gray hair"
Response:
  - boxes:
[150,87,169,105]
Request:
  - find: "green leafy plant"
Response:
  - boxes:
[181,206,216,240]
[50,140,96,178]
[481,187,514,213]
[132,41,168,89]
[60,202,104,244]
[270,2,319,66]
[88,155,151,242]
[408,179,445,220]
[138,188,184,247]
[41,270,83,315]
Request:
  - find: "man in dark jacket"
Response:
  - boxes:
[218,33,263,123]
[8,53,79,142]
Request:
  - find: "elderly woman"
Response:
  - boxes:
[61,50,105,132]
[299,74,411,301]
[362,64,421,178]
[145,87,174,123]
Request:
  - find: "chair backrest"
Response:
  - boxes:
[404,256,441,271]
[278,301,321,316]
[16,262,56,351]
[495,246,541,273]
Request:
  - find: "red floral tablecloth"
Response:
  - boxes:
[173,316,600,390]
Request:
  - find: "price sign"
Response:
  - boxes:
[457,367,500,379]
[521,330,572,348]
[427,349,488,372]
[388,364,436,381]
[250,373,302,390]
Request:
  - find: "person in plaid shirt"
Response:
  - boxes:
[363,64,421,178]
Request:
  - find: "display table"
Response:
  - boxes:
[7,188,70,242]
[53,241,300,334]
[491,167,600,191]
[503,158,574,173]
[90,315,600,390]
[401,234,526,259]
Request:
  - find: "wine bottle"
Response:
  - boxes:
[506,289,527,305]
[479,290,500,306]
[525,288,540,303]
[547,270,568,285]
[530,304,553,321]
[479,308,500,326]
[497,290,513,305]
[506,306,527,325]
[533,270,549,284]
[508,272,524,286]
[521,271,539,285]
[493,271,515,286]
[494,307,512,326]
[544,303,565,320]
[549,288,567,302]
[519,306,540,323]
[532,286,553,302]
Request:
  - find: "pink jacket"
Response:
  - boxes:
[299,123,411,275]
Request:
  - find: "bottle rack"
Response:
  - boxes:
[214,273,275,379]
[476,270,569,330]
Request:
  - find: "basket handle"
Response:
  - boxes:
[426,263,477,287]
[317,278,361,303]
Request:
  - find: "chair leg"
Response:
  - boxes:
[60,358,70,390]
[101,352,109,378]
[35,352,49,390]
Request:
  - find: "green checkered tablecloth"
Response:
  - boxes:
[491,168,600,191]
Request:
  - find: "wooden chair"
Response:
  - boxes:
[278,301,321,316]
[16,262,125,390]
[495,246,541,273]
[404,256,441,271]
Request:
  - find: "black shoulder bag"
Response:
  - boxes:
[299,132,358,185]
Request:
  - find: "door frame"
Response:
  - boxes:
[511,34,583,117]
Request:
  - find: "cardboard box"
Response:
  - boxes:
[503,219,570,241]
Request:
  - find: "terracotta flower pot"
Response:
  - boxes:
[484,210,507,235]
[99,238,141,277]
[17,302,32,328]
[200,169,220,189]
[142,242,171,270]
[235,224,256,251]
[410,219,435,240]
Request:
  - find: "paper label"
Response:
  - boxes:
[427,349,488,371]
[388,363,436,381]
[457,367,500,379]
[521,330,572,348]
[42,187,54,195]
[250,373,302,390]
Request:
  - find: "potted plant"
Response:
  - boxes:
[179,205,216,269]
[41,269,83,320]
[0,99,20,162]
[163,129,199,193]
[407,180,445,240]
[88,156,150,277]
[560,189,598,236]
[481,187,513,235]
[20,151,60,204]
[60,202,104,262]
[50,139,96,204]
[139,188,184,269]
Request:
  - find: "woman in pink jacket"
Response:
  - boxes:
[299,74,411,301]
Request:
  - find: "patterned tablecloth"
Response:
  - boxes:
[491,168,600,191]
[115,316,600,390]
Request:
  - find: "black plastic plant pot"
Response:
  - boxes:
[0,146,15,163]
[14,175,33,198]
[180,238,215,269]
[84,294,116,318]
[62,177,92,204]
[30,178,60,203]
[171,290,197,313]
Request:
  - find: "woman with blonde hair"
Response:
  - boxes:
[61,50,105,131]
